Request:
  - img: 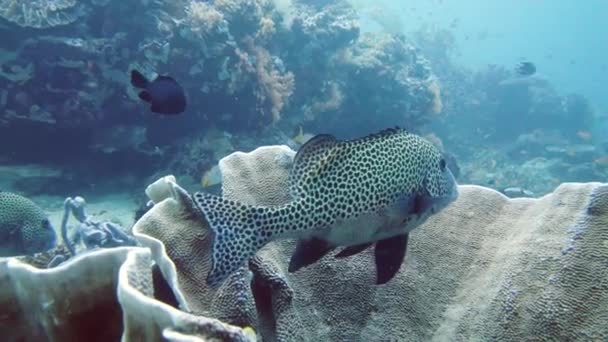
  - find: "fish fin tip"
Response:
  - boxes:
[375,234,409,285]
[138,91,152,103]
[335,242,372,258]
[131,69,149,88]
[288,237,334,272]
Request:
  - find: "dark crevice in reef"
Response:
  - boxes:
[152,264,180,309]
[249,256,296,342]
[67,298,124,342]
[250,270,278,342]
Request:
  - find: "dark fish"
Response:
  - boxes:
[515,61,536,76]
[130,69,186,115]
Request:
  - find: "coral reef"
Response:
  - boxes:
[0,0,86,29]
[301,32,436,137]
[412,28,602,196]
[0,0,440,192]
[1,146,607,340]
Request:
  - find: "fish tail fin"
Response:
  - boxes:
[130,69,149,88]
[192,192,276,287]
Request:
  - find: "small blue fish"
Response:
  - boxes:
[130,70,187,115]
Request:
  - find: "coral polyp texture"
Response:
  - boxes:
[2,146,606,341]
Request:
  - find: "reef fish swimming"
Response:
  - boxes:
[0,191,57,257]
[130,69,187,114]
[515,61,536,76]
[193,128,459,287]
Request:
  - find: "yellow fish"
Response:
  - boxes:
[201,165,222,188]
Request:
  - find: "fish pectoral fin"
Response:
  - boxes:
[374,233,409,285]
[150,104,163,113]
[288,237,334,273]
[0,224,19,240]
[138,91,152,103]
[335,242,373,258]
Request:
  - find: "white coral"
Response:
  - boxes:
[0,0,85,28]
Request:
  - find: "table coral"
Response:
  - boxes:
[137,146,608,340]
[1,146,607,340]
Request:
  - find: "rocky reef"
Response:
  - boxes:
[410,28,606,196]
[2,145,607,341]
[0,0,439,192]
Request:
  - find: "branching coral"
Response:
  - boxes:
[314,32,434,135]
[256,16,276,40]
[186,0,227,38]
[231,38,295,124]
[61,196,138,257]
[0,0,86,28]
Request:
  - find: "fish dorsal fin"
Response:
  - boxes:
[289,133,338,198]
[365,126,403,140]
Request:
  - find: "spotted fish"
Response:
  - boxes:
[0,191,57,257]
[193,128,458,287]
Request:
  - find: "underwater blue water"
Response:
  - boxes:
[449,1,606,113]
[362,0,608,113]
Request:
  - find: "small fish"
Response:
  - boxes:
[594,156,608,167]
[193,128,459,287]
[130,69,186,114]
[201,165,222,188]
[502,187,534,198]
[292,126,315,145]
[515,61,536,76]
[576,130,592,142]
[0,191,57,257]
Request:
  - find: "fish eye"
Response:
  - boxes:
[439,158,446,171]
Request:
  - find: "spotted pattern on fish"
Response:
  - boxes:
[193,128,458,287]
[0,191,57,257]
